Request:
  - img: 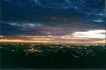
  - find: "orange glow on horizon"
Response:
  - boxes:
[0,39,105,44]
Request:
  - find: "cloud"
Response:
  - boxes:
[9,22,44,27]
[0,35,4,38]
[1,0,105,43]
[72,30,105,39]
[93,19,104,23]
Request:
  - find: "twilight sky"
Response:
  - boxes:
[0,0,105,43]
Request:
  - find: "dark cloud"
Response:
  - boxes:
[1,0,105,22]
[0,21,45,36]
[0,0,105,42]
[0,22,20,35]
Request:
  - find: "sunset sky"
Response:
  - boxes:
[0,0,105,43]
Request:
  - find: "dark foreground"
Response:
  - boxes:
[0,43,106,69]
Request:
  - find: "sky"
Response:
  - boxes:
[0,0,106,43]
